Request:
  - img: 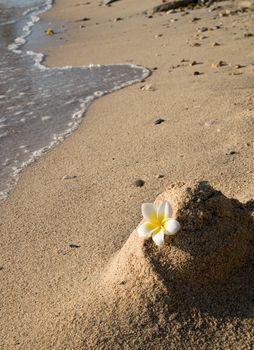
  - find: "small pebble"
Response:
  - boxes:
[192,17,201,22]
[156,174,164,179]
[154,118,165,125]
[226,150,237,155]
[166,9,176,14]
[244,33,254,37]
[235,64,245,69]
[190,60,197,66]
[219,12,228,17]
[198,27,208,33]
[80,17,90,21]
[140,84,156,91]
[211,60,226,68]
[212,42,220,47]
[62,175,78,180]
[134,179,145,187]
[193,71,201,75]
[114,17,123,22]
[69,243,80,248]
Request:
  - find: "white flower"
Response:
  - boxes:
[137,201,181,247]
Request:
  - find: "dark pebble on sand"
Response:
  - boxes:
[156,174,164,179]
[76,17,90,22]
[154,118,165,125]
[193,71,201,75]
[244,33,254,37]
[226,150,238,155]
[134,179,145,187]
[69,243,81,248]
[62,175,78,180]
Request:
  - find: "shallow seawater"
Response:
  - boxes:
[0,0,149,201]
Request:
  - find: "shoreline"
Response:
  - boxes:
[1,0,254,348]
[0,0,149,203]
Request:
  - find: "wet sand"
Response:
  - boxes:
[0,0,254,349]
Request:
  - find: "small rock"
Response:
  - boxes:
[212,42,220,47]
[205,120,217,127]
[80,25,85,28]
[134,179,145,187]
[190,60,197,66]
[79,17,90,21]
[192,17,201,22]
[219,12,228,17]
[154,118,165,125]
[226,150,238,155]
[140,84,156,91]
[244,33,254,37]
[170,18,178,22]
[235,64,245,69]
[69,243,81,248]
[210,25,221,30]
[211,60,226,68]
[62,175,78,180]
[166,9,176,14]
[192,42,201,47]
[247,117,254,125]
[156,174,164,179]
[193,71,201,75]
[198,27,208,33]
[114,17,123,22]
[230,72,243,76]
[155,34,163,38]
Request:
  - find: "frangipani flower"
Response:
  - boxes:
[137,202,180,246]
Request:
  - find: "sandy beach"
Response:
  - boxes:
[0,0,254,349]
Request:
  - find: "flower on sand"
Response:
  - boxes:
[137,202,181,246]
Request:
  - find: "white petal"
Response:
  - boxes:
[141,203,157,222]
[164,219,181,235]
[158,201,173,221]
[152,228,165,246]
[137,222,159,238]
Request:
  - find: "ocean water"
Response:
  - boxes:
[0,0,149,201]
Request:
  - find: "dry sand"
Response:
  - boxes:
[0,0,254,349]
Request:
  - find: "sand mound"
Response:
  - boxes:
[68,182,254,349]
